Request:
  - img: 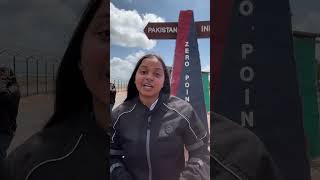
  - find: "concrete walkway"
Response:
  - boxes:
[113,91,127,109]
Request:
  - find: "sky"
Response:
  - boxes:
[289,0,320,63]
[110,0,210,82]
[290,0,320,33]
[0,0,319,77]
[0,0,88,59]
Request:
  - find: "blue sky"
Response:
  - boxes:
[110,0,210,81]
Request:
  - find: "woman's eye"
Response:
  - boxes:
[141,70,146,74]
[155,72,162,78]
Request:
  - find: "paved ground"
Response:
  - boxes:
[8,94,54,153]
[113,90,127,109]
[6,92,320,179]
[311,158,320,179]
[8,91,127,153]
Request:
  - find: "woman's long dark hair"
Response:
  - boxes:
[45,0,102,128]
[125,54,170,102]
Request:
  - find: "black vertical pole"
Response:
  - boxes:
[13,56,16,75]
[53,63,55,81]
[26,59,28,96]
[36,59,39,94]
[45,61,47,93]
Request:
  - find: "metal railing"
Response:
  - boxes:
[0,49,59,97]
[112,80,128,92]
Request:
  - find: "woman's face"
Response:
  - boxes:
[81,0,108,105]
[135,57,165,101]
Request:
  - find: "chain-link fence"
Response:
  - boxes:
[112,80,128,92]
[0,50,59,97]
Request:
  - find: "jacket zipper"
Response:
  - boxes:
[25,134,83,180]
[146,115,152,180]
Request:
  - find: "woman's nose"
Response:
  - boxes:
[145,73,154,81]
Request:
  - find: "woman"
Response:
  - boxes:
[110,54,210,180]
[2,0,109,179]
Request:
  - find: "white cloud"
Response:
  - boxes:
[110,51,146,82]
[111,51,211,82]
[295,12,320,33]
[202,64,210,72]
[110,3,165,50]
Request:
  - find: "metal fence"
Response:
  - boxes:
[112,80,128,92]
[0,49,59,97]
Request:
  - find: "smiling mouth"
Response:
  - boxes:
[143,83,153,88]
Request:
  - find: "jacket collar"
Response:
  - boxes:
[134,92,170,113]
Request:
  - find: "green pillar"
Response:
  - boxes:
[293,36,320,158]
[202,72,210,112]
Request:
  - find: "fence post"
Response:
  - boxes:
[36,59,39,94]
[45,61,47,93]
[53,63,55,81]
[26,59,29,96]
[13,56,16,75]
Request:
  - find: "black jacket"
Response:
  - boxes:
[2,112,108,180]
[211,113,283,180]
[110,94,210,180]
[0,67,20,134]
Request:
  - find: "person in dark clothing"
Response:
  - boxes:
[1,0,109,179]
[110,82,116,111]
[110,54,210,180]
[0,67,20,160]
[211,113,284,180]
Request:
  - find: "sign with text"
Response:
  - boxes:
[211,0,310,180]
[144,21,210,39]
[170,11,208,130]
